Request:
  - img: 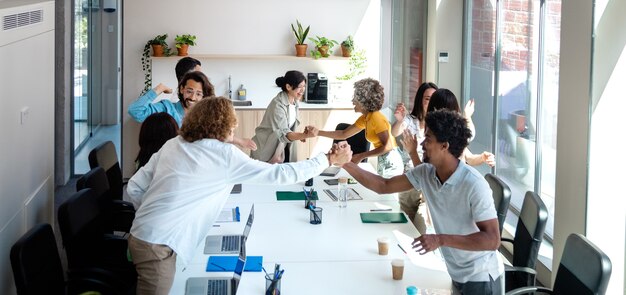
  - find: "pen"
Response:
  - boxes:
[370,209,392,212]
[212,224,221,227]
[398,244,407,254]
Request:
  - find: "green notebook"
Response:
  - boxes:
[276,191,319,201]
[360,212,408,223]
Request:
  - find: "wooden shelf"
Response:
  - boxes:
[151,54,349,61]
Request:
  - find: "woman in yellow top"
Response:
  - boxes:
[315,78,403,178]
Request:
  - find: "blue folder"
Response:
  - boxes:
[206,256,263,272]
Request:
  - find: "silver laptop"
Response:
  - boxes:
[204,205,254,254]
[185,244,246,295]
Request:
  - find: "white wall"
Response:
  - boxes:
[122,0,380,178]
[0,1,55,292]
[425,0,463,95]
[587,0,626,293]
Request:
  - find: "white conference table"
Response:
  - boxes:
[170,166,452,294]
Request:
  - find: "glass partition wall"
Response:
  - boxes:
[464,0,561,238]
[389,0,428,110]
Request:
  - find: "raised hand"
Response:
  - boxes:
[482,151,495,167]
[400,129,417,152]
[464,99,475,118]
[155,83,173,95]
[394,103,408,121]
[241,138,257,151]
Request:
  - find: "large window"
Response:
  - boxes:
[464,0,561,239]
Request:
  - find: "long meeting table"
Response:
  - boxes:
[170,166,453,294]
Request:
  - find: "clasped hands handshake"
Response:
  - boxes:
[327,141,352,166]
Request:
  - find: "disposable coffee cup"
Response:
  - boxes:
[391,259,404,280]
[377,237,389,255]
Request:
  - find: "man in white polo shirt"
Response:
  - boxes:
[343,109,504,295]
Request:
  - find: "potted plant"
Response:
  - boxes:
[309,36,338,59]
[141,34,171,95]
[146,34,170,57]
[175,34,197,56]
[291,20,310,57]
[341,35,354,57]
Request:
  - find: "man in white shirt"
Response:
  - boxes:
[126,97,353,295]
[343,109,503,295]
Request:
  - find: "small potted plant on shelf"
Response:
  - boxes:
[291,20,310,57]
[341,35,354,57]
[175,34,197,56]
[141,34,171,95]
[146,34,170,57]
[309,36,338,59]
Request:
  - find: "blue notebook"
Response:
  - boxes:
[206,256,263,272]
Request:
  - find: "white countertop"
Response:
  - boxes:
[234,100,355,110]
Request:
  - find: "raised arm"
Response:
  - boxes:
[463,148,495,167]
[391,103,408,137]
[342,162,414,194]
[128,83,173,122]
[400,129,422,167]
[318,124,363,140]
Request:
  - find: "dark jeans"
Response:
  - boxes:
[452,274,504,295]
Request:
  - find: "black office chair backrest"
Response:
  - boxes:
[58,188,104,268]
[485,173,511,235]
[10,223,65,295]
[334,123,370,162]
[553,233,612,294]
[507,191,548,290]
[77,166,110,203]
[88,141,123,201]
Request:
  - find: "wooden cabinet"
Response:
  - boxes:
[235,108,359,160]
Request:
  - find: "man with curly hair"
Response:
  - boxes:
[126,97,353,295]
[343,109,504,295]
[313,78,403,178]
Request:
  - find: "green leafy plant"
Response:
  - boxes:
[341,35,354,51]
[175,34,197,48]
[291,20,310,45]
[141,34,171,95]
[337,49,368,81]
[308,36,338,59]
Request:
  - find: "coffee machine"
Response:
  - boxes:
[306,73,328,104]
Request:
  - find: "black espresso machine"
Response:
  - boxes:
[306,73,328,104]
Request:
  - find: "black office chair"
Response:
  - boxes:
[89,141,125,201]
[507,233,612,295]
[485,173,511,235]
[77,166,135,233]
[503,191,548,291]
[333,123,370,163]
[57,188,136,286]
[10,223,128,295]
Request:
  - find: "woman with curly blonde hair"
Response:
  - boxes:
[126,96,354,294]
[314,78,403,178]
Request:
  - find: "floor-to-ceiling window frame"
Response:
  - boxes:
[463,0,561,244]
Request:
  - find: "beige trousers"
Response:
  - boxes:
[128,235,177,295]
[398,188,428,234]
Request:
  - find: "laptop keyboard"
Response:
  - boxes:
[221,235,240,252]
[206,279,228,295]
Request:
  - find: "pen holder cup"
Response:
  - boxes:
[304,199,316,209]
[265,274,282,295]
[309,207,323,224]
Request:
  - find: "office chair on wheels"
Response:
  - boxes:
[502,191,548,291]
[506,233,612,295]
[485,173,512,235]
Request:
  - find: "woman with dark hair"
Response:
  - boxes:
[135,112,179,171]
[250,70,316,163]
[314,78,403,178]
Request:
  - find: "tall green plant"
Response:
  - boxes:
[291,20,310,45]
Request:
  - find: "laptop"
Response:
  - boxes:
[185,244,246,295]
[204,204,254,254]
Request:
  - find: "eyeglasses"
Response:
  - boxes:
[183,88,204,99]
